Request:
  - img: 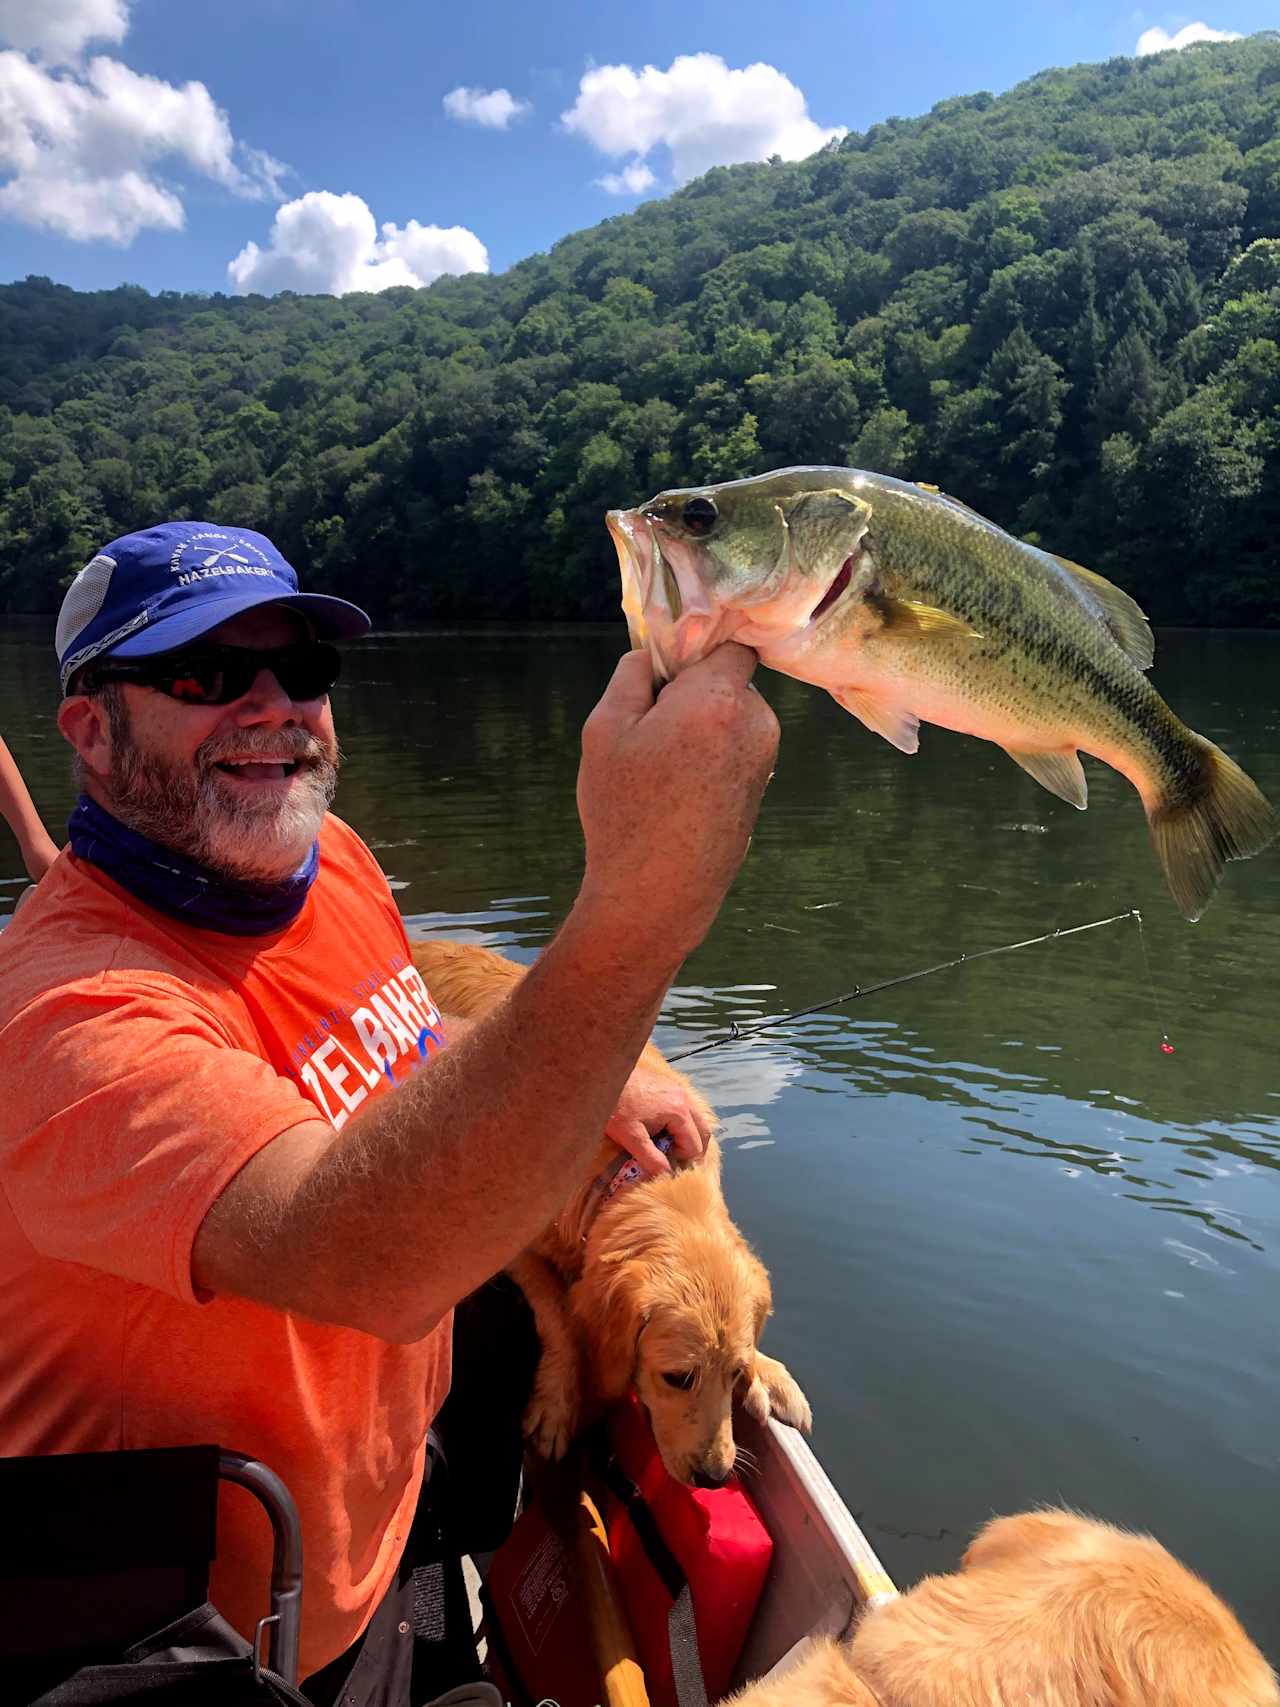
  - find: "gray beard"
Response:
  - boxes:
[100,694,340,882]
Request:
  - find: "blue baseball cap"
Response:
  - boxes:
[56,521,371,692]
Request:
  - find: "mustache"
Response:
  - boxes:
[197,727,338,771]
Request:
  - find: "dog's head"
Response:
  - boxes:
[574,1163,771,1486]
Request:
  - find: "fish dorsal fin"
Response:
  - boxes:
[915,482,1001,527]
[1049,555,1155,671]
[877,596,984,641]
[1003,746,1088,809]
[915,480,1154,669]
[831,687,921,754]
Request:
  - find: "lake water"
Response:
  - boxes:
[4,618,1279,1655]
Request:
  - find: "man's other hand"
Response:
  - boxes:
[604,1056,713,1176]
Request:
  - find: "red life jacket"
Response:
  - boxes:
[481,1497,604,1707]
[602,1395,774,1707]
[482,1396,773,1707]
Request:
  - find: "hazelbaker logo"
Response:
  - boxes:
[170,530,277,587]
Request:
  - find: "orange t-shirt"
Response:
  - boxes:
[0,814,453,1678]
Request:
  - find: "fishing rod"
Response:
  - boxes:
[666,907,1168,1063]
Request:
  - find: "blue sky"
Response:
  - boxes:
[0,0,1273,298]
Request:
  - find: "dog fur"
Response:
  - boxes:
[410,937,810,1484]
[725,1508,1279,1707]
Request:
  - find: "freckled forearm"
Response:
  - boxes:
[438,1011,477,1043]
[265,904,684,1338]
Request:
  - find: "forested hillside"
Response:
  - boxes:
[3,34,1279,624]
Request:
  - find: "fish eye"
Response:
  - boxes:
[662,1369,697,1391]
[681,496,718,536]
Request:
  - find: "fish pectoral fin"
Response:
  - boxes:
[1049,555,1155,671]
[877,597,984,641]
[1004,747,1088,809]
[831,688,921,754]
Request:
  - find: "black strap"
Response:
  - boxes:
[254,1665,316,1706]
[666,1583,709,1707]
[590,1439,710,1707]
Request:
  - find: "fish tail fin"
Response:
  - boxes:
[1147,733,1277,921]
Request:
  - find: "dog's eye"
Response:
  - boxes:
[662,1370,697,1391]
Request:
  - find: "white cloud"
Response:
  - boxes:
[228,190,490,296]
[561,52,845,189]
[0,163,181,241]
[238,143,290,202]
[1136,19,1243,53]
[0,45,287,242]
[596,160,657,197]
[442,85,531,129]
[0,0,128,63]
[384,216,489,283]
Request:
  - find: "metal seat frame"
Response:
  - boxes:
[217,1451,304,1685]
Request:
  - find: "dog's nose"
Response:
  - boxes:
[691,1467,731,1490]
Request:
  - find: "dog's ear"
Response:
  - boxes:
[739,1257,773,1418]
[746,1252,772,1343]
[572,1249,653,1401]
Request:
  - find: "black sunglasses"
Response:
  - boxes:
[80,640,342,706]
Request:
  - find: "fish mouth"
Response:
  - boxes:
[606,508,693,677]
[606,506,731,676]
[607,508,656,653]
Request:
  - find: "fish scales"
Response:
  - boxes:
[774,476,1172,790]
[607,464,1276,919]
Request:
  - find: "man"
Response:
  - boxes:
[0,521,778,1702]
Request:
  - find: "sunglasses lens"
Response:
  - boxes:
[167,661,234,703]
[277,643,341,700]
[102,641,342,703]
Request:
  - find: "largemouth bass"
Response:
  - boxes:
[607,465,1276,921]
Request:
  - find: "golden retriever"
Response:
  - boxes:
[725,1507,1279,1707]
[410,937,811,1485]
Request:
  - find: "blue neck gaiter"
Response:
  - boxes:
[68,794,319,936]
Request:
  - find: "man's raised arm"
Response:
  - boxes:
[192,643,778,1341]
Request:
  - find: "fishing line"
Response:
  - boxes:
[667,908,1156,1064]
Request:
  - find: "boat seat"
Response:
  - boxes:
[0,1444,304,1704]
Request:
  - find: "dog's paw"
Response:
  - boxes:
[742,1373,771,1424]
[755,1353,813,1433]
[523,1391,575,1461]
[522,1372,580,1462]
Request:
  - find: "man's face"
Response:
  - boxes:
[87,605,340,882]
